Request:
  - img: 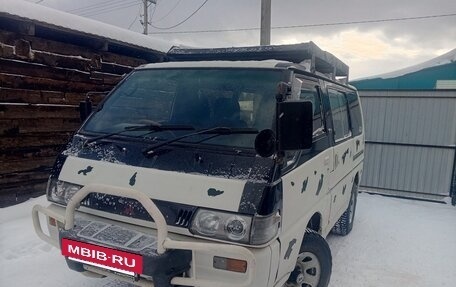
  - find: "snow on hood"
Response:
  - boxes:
[353,48,456,81]
[0,0,172,53]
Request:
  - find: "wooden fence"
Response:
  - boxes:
[0,27,159,206]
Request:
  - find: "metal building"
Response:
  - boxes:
[359,90,456,202]
[351,50,456,203]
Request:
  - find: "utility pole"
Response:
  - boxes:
[142,0,157,35]
[143,0,148,34]
[260,0,271,45]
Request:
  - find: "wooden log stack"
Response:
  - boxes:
[0,18,164,206]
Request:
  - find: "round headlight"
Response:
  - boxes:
[194,211,220,236]
[47,179,82,205]
[225,216,247,241]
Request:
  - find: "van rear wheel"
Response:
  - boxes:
[285,230,332,287]
[332,182,358,236]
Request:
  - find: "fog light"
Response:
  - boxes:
[213,256,247,273]
[225,216,247,241]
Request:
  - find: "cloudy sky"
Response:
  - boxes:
[27,0,456,79]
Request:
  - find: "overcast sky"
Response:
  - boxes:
[27,0,456,79]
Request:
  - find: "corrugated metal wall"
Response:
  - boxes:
[359,90,456,201]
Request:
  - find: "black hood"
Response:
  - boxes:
[61,134,275,183]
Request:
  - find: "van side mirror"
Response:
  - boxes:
[278,101,313,150]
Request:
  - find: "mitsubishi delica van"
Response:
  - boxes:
[32,42,364,287]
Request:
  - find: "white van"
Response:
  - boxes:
[33,42,364,287]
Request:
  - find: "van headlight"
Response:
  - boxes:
[193,211,222,236]
[190,209,280,245]
[46,177,82,205]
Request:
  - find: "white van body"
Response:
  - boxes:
[33,43,364,287]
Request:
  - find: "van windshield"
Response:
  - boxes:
[83,68,282,148]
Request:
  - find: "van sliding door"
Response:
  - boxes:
[328,89,354,225]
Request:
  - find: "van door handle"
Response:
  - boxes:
[324,156,330,166]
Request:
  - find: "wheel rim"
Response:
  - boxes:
[286,252,321,287]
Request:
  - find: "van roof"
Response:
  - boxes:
[139,60,290,69]
[137,60,354,89]
[165,42,349,81]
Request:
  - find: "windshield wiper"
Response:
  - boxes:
[143,127,258,156]
[84,123,195,147]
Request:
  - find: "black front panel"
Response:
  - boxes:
[239,181,283,215]
[63,135,275,183]
[80,194,197,228]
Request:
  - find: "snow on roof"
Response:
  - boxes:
[354,48,456,81]
[0,0,172,53]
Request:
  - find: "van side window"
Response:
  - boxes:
[328,89,351,141]
[346,92,363,136]
[299,85,325,138]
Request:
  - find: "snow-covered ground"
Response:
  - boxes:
[1,193,455,287]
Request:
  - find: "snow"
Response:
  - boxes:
[354,48,456,81]
[1,193,455,287]
[140,60,287,69]
[0,0,172,53]
[327,194,456,287]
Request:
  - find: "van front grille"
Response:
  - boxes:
[175,209,194,227]
[80,193,197,228]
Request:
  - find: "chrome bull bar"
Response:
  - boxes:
[32,183,256,287]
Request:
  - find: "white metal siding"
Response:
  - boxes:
[359,90,456,201]
[362,91,456,146]
[363,144,454,196]
[436,80,456,89]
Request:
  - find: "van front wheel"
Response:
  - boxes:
[285,231,332,287]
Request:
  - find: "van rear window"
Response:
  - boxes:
[346,92,363,136]
[328,89,351,141]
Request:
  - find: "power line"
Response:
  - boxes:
[80,1,141,17]
[68,0,140,17]
[151,0,183,23]
[149,0,158,21]
[67,0,125,13]
[148,12,456,34]
[128,14,139,29]
[79,1,139,17]
[128,5,142,30]
[150,0,209,30]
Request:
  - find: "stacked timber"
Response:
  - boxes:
[0,22,164,206]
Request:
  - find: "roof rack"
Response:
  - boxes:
[167,42,349,81]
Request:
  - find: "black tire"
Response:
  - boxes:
[285,230,332,287]
[331,182,358,236]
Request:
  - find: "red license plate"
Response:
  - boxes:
[61,238,143,274]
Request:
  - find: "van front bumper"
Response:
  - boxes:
[32,184,275,287]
